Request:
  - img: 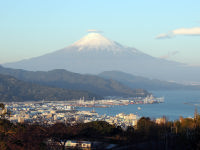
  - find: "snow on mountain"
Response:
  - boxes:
[72,32,119,50]
[64,32,140,54]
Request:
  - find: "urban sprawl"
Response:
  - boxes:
[2,95,164,129]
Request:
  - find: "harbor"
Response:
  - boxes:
[70,94,164,108]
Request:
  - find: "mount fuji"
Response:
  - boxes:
[3,32,200,82]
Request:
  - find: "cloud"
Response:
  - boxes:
[173,27,200,35]
[156,33,173,39]
[87,29,103,33]
[160,51,179,59]
[156,27,200,39]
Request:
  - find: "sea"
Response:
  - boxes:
[79,90,200,121]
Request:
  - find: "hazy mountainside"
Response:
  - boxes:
[99,71,200,90]
[0,74,101,102]
[0,66,149,97]
[4,32,200,82]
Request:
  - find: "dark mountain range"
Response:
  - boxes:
[99,71,200,90]
[3,32,200,83]
[0,74,102,102]
[0,66,149,97]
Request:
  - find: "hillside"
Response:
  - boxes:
[99,71,200,90]
[0,66,149,97]
[0,74,102,102]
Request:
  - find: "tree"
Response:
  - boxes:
[0,103,11,119]
[48,123,77,150]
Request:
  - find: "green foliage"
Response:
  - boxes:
[78,121,116,138]
[0,74,102,102]
[136,117,159,140]
[181,118,195,128]
[0,119,48,150]
[0,103,5,109]
[0,118,200,150]
[137,117,154,131]
[0,103,11,119]
[0,66,149,97]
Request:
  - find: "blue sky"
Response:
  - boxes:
[1,0,200,65]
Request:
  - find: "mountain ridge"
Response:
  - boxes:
[3,32,200,82]
[0,73,102,102]
[0,66,149,97]
[98,71,200,90]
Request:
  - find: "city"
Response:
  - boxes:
[1,1,200,149]
[4,94,164,128]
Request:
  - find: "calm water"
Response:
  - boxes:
[79,90,200,120]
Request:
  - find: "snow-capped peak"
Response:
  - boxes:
[71,32,122,51]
